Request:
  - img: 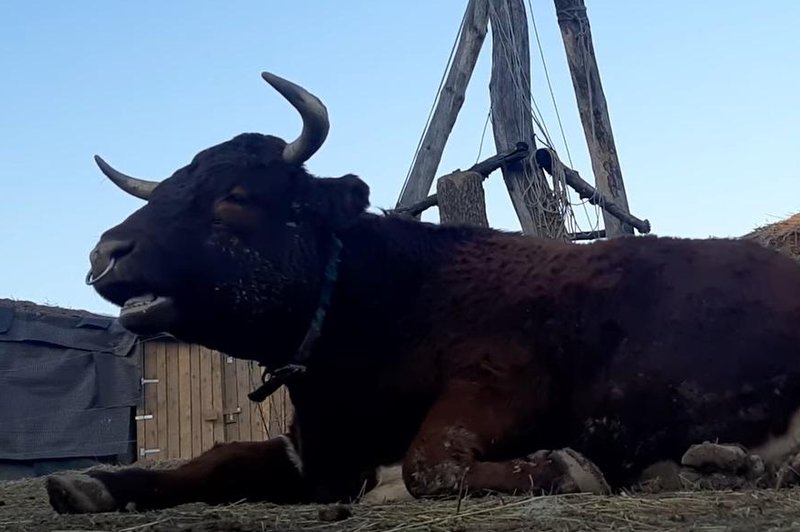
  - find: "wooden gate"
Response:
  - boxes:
[135,337,292,463]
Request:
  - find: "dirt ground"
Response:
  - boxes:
[5,475,800,532]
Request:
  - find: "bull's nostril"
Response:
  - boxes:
[107,240,134,258]
[90,240,134,263]
[86,256,116,285]
[86,239,135,286]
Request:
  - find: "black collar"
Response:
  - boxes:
[248,235,343,402]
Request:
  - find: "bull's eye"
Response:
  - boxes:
[213,190,259,234]
[223,188,251,205]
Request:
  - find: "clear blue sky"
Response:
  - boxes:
[1,1,798,315]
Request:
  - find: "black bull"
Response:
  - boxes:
[45,71,800,514]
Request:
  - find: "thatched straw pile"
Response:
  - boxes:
[742,212,800,262]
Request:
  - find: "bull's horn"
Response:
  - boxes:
[94,155,159,200]
[261,72,330,165]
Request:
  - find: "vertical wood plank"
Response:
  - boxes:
[190,343,203,458]
[253,361,268,441]
[281,389,294,433]
[142,344,158,459]
[211,350,224,444]
[254,393,267,440]
[166,341,180,460]
[155,341,168,462]
[178,342,192,459]
[222,353,240,442]
[236,359,253,442]
[282,387,291,433]
[265,390,278,439]
[270,387,288,437]
[248,361,264,440]
[200,346,214,451]
[135,344,147,461]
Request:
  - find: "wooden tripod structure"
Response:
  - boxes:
[395,0,649,240]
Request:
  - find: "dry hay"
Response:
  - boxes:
[5,474,800,532]
[742,212,800,262]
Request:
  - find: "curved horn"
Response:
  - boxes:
[94,155,159,200]
[261,72,330,165]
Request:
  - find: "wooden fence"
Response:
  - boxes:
[135,337,292,462]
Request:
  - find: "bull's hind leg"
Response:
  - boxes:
[402,379,610,499]
[46,435,308,514]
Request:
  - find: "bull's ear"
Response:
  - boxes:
[306,174,370,230]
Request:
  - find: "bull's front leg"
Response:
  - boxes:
[46,435,309,514]
[402,378,610,499]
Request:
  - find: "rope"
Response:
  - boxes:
[475,109,493,163]
[248,361,272,438]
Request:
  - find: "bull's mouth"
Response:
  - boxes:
[119,294,178,335]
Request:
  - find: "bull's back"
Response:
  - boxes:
[569,236,800,485]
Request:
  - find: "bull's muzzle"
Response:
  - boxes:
[86,239,133,285]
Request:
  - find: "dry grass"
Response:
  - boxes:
[742,212,800,262]
[5,473,800,532]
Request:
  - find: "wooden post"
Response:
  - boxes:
[488,0,566,238]
[436,171,489,227]
[396,0,489,209]
[554,0,633,237]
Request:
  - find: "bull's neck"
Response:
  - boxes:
[315,213,492,360]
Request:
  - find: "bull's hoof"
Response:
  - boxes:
[529,448,611,495]
[360,465,414,505]
[46,474,118,514]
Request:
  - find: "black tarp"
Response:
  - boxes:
[0,301,140,479]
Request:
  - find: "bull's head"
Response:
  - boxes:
[87,72,369,362]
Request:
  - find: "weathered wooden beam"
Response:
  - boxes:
[396,0,490,209]
[437,171,490,227]
[569,230,605,241]
[391,143,530,218]
[554,0,633,237]
[470,141,530,177]
[488,0,565,238]
[394,194,439,219]
[536,148,651,235]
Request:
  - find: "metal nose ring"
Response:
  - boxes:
[85,256,116,285]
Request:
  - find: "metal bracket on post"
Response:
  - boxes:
[139,447,160,457]
[224,407,242,424]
